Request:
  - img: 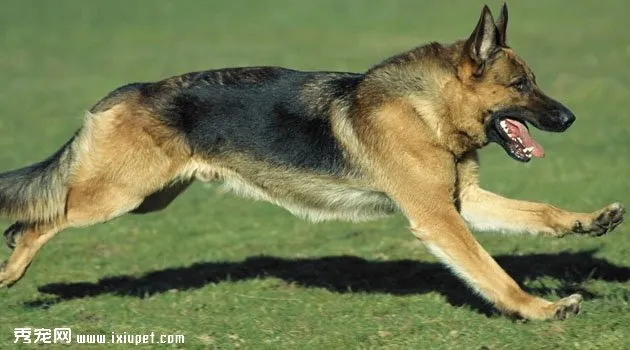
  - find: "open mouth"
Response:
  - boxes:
[494,117,544,162]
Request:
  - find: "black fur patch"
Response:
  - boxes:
[148,67,363,174]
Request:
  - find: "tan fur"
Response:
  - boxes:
[66,103,191,226]
[0,222,63,287]
[0,103,196,286]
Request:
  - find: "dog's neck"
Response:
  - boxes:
[358,41,488,158]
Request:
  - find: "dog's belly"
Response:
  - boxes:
[218,172,398,222]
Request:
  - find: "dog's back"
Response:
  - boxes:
[94,67,362,174]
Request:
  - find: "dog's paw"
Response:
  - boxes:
[552,294,583,320]
[0,261,20,288]
[571,203,625,237]
[3,222,26,250]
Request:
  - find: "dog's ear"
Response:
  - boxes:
[464,5,500,74]
[495,3,508,47]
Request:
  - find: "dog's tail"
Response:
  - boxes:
[0,136,77,223]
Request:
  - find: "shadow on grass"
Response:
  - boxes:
[25,249,630,316]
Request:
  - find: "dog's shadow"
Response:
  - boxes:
[25,249,630,316]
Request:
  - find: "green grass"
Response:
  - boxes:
[1,0,630,348]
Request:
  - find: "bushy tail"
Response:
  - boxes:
[0,136,76,223]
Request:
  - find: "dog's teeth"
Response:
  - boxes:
[516,137,523,144]
[500,120,509,133]
[524,147,534,157]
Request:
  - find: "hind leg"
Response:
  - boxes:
[0,178,192,287]
[0,179,185,287]
[0,103,192,287]
[3,179,192,247]
[0,189,144,288]
[0,222,63,287]
[0,173,154,287]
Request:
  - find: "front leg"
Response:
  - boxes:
[461,187,624,237]
[372,146,581,319]
[359,104,586,319]
[457,151,624,237]
[409,205,583,319]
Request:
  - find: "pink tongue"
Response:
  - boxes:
[504,118,545,158]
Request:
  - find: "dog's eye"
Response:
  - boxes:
[511,78,529,92]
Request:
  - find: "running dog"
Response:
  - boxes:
[0,4,624,320]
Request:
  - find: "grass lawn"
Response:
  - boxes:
[1,0,630,348]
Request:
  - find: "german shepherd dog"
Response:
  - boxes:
[0,4,624,320]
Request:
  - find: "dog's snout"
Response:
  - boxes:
[557,108,575,130]
[548,107,575,131]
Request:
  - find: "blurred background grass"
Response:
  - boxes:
[1,1,629,348]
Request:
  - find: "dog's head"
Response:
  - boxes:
[457,4,575,162]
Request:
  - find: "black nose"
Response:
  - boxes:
[557,108,575,130]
